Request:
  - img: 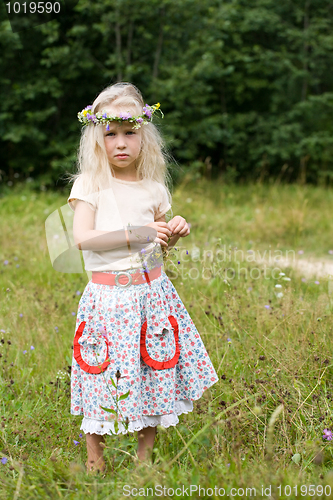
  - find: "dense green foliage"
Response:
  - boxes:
[1,180,333,498]
[1,0,333,188]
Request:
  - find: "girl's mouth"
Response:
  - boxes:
[116,154,129,159]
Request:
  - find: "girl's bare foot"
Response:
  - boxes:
[137,426,157,463]
[86,433,106,473]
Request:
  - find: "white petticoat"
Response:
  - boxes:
[81,399,193,435]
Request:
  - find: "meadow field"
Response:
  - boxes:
[1,178,333,499]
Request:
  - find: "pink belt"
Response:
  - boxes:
[91,265,162,288]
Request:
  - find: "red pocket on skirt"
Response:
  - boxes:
[73,321,110,374]
[140,315,180,370]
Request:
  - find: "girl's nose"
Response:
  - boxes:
[116,133,127,147]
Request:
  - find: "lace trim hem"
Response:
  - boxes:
[80,399,194,435]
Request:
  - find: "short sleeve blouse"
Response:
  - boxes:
[67,176,172,271]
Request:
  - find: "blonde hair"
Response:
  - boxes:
[66,82,173,209]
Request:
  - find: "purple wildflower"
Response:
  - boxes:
[73,440,79,446]
[265,305,270,309]
[119,112,132,120]
[4,260,8,265]
[19,314,23,318]
[102,112,107,119]
[76,291,81,296]
[136,117,143,124]
[186,250,188,255]
[329,250,333,255]
[1,457,7,465]
[298,250,304,255]
[178,261,180,264]
[301,278,306,282]
[248,287,252,291]
[30,346,34,350]
[106,123,110,131]
[323,429,333,440]
[55,326,58,331]
[79,433,83,438]
[227,338,232,343]
[23,350,27,354]
[71,312,76,316]
[315,281,320,285]
[143,105,152,119]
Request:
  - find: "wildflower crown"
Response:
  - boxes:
[77,103,163,130]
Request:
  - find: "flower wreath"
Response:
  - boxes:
[77,103,163,130]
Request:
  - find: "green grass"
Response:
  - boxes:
[1,179,333,499]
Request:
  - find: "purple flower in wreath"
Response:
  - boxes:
[119,112,132,120]
[106,123,110,131]
[102,112,107,119]
[136,117,144,124]
[143,105,152,119]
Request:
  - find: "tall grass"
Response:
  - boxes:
[0,179,333,499]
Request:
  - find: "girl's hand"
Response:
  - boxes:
[168,216,190,237]
[145,221,172,247]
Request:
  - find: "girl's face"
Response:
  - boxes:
[103,106,142,175]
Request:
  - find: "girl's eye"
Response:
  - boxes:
[105,131,134,137]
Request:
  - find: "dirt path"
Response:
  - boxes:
[256,256,333,278]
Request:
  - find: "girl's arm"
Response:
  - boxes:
[73,200,154,252]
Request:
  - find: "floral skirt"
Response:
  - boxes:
[70,266,219,435]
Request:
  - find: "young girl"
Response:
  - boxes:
[67,82,218,472]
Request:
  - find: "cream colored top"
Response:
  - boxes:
[67,176,172,271]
